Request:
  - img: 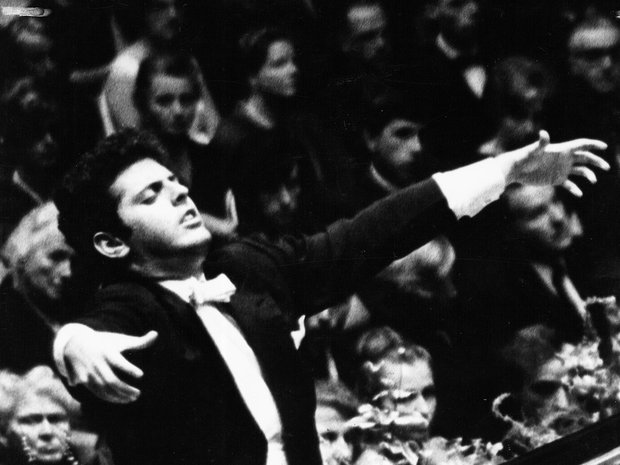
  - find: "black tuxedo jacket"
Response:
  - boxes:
[72,179,457,465]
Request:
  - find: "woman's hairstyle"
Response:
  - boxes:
[355,326,432,401]
[238,27,293,80]
[134,51,201,121]
[0,366,78,434]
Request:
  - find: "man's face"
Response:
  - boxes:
[507,186,582,254]
[109,158,211,263]
[22,232,73,302]
[257,165,301,231]
[437,0,481,47]
[315,405,353,465]
[344,4,390,67]
[378,360,437,430]
[145,0,184,43]
[253,40,298,98]
[370,118,423,186]
[522,356,572,422]
[147,74,198,136]
[18,127,59,173]
[6,395,70,463]
[569,24,620,95]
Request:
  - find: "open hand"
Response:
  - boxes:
[64,329,158,404]
[503,130,609,196]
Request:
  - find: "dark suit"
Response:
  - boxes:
[71,179,456,465]
[0,279,55,372]
[403,43,495,170]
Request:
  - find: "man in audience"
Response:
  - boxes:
[0,203,74,372]
[406,0,495,169]
[552,10,620,297]
[449,185,588,437]
[47,127,606,465]
[321,0,396,156]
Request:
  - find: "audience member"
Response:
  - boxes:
[315,380,358,465]
[0,366,90,465]
[320,0,396,156]
[100,0,219,144]
[0,78,60,246]
[230,136,303,237]
[214,27,357,232]
[494,325,593,452]
[134,51,235,238]
[406,0,495,169]
[480,56,555,155]
[0,203,74,372]
[449,185,586,437]
[552,10,620,297]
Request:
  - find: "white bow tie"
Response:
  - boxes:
[188,274,237,306]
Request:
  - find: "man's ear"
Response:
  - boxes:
[93,232,130,259]
[0,430,8,448]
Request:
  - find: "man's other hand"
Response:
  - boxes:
[63,328,158,404]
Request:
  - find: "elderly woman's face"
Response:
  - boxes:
[7,394,70,463]
[252,40,298,98]
[22,232,73,302]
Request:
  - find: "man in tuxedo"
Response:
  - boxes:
[52,129,606,465]
[405,0,495,169]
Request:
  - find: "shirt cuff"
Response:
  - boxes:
[53,323,94,379]
[432,157,507,219]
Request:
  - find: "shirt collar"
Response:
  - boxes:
[369,163,399,194]
[159,275,207,304]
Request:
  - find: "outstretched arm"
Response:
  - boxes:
[54,325,157,403]
[56,131,608,403]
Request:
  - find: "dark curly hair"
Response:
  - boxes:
[54,129,168,270]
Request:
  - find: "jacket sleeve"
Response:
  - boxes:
[214,178,456,317]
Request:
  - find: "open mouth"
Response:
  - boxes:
[181,208,201,226]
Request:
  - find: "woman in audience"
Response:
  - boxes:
[315,380,358,465]
[0,366,101,465]
[356,327,437,438]
[134,51,236,239]
[213,26,357,233]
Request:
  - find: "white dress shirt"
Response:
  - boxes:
[436,34,487,99]
[159,276,288,465]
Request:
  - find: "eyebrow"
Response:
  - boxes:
[132,180,164,203]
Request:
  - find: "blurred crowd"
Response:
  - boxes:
[2,0,620,463]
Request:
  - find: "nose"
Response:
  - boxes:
[554,387,570,410]
[333,435,353,463]
[549,201,567,225]
[58,259,72,279]
[412,396,431,419]
[279,186,293,207]
[169,179,189,205]
[39,418,54,438]
[408,135,422,156]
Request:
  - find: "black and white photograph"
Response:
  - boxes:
[2,1,620,464]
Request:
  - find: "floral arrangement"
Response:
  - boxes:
[345,404,504,465]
